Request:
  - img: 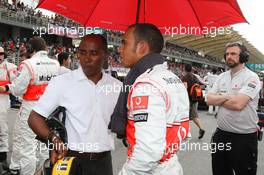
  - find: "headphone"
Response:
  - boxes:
[224,42,249,63]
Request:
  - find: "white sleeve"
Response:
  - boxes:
[33,78,61,118]
[120,83,166,175]
[8,63,31,97]
[239,76,260,99]
[7,63,17,82]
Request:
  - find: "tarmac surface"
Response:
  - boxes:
[6,108,264,175]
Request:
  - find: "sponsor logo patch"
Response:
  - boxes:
[132,96,149,110]
[162,77,182,84]
[248,83,256,89]
[39,75,56,81]
[134,113,148,122]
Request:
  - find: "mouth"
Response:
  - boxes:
[226,59,234,63]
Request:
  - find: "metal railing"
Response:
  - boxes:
[0,8,48,29]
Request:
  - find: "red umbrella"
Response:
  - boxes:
[37,0,247,34]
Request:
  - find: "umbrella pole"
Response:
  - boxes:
[136,0,141,23]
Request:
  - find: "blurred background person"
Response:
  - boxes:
[0,46,17,172]
[57,52,71,75]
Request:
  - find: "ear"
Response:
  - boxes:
[136,41,150,55]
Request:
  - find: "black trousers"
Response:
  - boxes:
[66,151,113,175]
[211,128,258,175]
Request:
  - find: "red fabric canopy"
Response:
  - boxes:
[38,0,247,34]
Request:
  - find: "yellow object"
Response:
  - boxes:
[52,157,75,175]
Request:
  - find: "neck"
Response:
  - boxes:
[230,64,244,76]
[86,72,103,84]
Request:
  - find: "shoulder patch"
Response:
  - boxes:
[248,83,256,89]
[132,96,149,110]
[248,78,257,89]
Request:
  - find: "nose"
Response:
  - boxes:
[225,53,232,59]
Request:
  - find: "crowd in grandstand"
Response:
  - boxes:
[106,30,223,65]
[0,0,77,27]
[0,0,224,69]
[0,36,219,79]
[0,0,225,79]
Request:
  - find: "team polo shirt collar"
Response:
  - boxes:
[75,67,106,84]
[229,67,246,79]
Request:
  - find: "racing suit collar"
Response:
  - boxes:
[109,52,165,137]
[131,53,165,74]
[32,51,48,58]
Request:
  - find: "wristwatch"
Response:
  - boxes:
[47,131,59,143]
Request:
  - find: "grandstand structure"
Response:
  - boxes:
[166,29,264,64]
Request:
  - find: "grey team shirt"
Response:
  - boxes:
[211,67,260,133]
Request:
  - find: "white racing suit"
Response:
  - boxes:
[119,63,190,175]
[8,51,59,175]
[0,61,17,154]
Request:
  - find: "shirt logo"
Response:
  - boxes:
[132,96,149,110]
[232,84,241,90]
[248,83,256,89]
[248,79,257,89]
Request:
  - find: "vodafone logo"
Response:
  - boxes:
[132,96,149,111]
[135,97,142,106]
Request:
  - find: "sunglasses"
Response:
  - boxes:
[0,52,5,56]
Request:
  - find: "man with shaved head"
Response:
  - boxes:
[28,34,121,175]
[0,46,17,171]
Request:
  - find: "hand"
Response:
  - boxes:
[122,138,128,147]
[0,86,6,92]
[50,134,67,164]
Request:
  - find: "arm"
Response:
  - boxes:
[120,83,166,175]
[222,94,250,111]
[8,63,18,82]
[28,110,50,140]
[222,76,261,111]
[28,110,66,163]
[206,92,230,106]
[29,77,66,163]
[206,75,229,106]
[0,86,5,92]
[8,62,31,96]
[0,63,17,92]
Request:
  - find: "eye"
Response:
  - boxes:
[79,50,87,55]
[90,51,98,56]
